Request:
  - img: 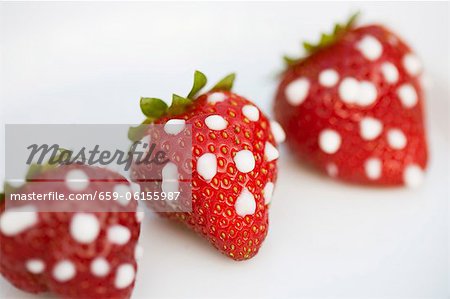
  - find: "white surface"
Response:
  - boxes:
[0,2,449,299]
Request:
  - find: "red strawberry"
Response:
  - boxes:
[274,14,427,186]
[130,71,284,260]
[0,164,143,299]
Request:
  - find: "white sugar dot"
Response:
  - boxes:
[233,150,255,173]
[285,77,310,106]
[164,119,186,135]
[90,257,110,277]
[403,164,424,188]
[339,77,359,104]
[107,225,131,245]
[53,260,76,282]
[136,211,145,223]
[70,213,100,244]
[381,62,399,84]
[264,142,279,162]
[319,129,342,154]
[162,162,179,194]
[234,188,256,217]
[207,92,226,104]
[360,117,383,140]
[26,259,45,274]
[358,81,378,106]
[326,163,338,177]
[196,153,217,181]
[356,35,383,61]
[135,244,144,261]
[397,84,418,108]
[270,121,286,143]
[205,115,228,131]
[0,205,38,236]
[319,69,339,87]
[242,105,260,121]
[115,264,135,289]
[365,158,382,180]
[113,184,131,207]
[263,182,274,205]
[387,129,407,150]
[65,169,89,192]
[403,54,422,76]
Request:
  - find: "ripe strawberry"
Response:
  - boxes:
[275,14,428,186]
[130,71,285,260]
[0,164,143,299]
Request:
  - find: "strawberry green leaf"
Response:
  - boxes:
[140,97,168,119]
[128,118,153,142]
[187,70,207,99]
[284,12,360,67]
[0,193,4,203]
[211,73,236,92]
[168,94,192,116]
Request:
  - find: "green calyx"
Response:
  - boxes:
[1,148,72,202]
[284,12,359,67]
[128,71,236,141]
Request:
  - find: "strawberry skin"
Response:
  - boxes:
[131,73,284,260]
[275,23,428,186]
[0,165,143,299]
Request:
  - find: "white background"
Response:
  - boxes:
[0,2,449,299]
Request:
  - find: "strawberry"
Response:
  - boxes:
[130,71,284,260]
[0,164,143,299]
[274,14,428,186]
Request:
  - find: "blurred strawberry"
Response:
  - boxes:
[275,14,427,186]
[131,71,284,260]
[0,164,143,299]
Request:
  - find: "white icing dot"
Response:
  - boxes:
[90,257,110,277]
[387,129,407,150]
[326,163,338,177]
[358,81,378,106]
[107,225,131,245]
[0,206,38,237]
[234,188,256,217]
[319,69,339,87]
[339,78,377,106]
[319,129,342,154]
[403,54,422,76]
[135,211,144,223]
[53,260,76,282]
[0,205,38,236]
[403,164,424,188]
[207,92,226,104]
[365,158,382,180]
[164,119,186,135]
[205,115,228,131]
[263,182,274,205]
[356,35,383,61]
[233,150,255,173]
[360,117,383,140]
[65,169,89,192]
[162,162,179,194]
[70,213,100,244]
[285,77,310,106]
[196,153,217,181]
[339,77,359,104]
[115,264,135,289]
[270,121,286,143]
[135,244,144,261]
[380,62,399,84]
[397,84,418,108]
[242,105,260,121]
[264,142,279,162]
[113,184,131,207]
[26,259,45,274]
